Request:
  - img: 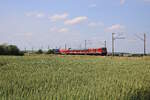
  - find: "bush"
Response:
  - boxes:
[46,49,54,54]
[0,44,24,56]
[131,54,144,57]
[36,49,43,54]
[18,51,25,56]
[0,45,5,55]
[7,45,20,55]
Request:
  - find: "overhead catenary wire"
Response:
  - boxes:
[112,33,125,56]
[135,33,146,55]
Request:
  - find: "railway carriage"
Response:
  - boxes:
[59,48,107,56]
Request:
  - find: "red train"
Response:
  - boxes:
[59,48,107,56]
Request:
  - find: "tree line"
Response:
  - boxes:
[0,44,24,56]
[35,49,55,54]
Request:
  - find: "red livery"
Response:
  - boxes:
[59,48,107,56]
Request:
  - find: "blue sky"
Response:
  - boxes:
[0,0,150,53]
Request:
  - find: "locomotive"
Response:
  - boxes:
[53,48,107,56]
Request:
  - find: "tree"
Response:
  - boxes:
[47,49,54,54]
[0,44,24,56]
[36,49,43,54]
[7,45,20,55]
[0,45,5,55]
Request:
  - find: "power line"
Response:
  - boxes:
[135,33,146,55]
[112,33,125,56]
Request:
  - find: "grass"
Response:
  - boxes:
[0,55,150,100]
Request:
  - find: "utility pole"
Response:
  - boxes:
[32,47,34,53]
[112,33,115,56]
[79,44,82,49]
[135,33,146,55]
[48,45,50,50]
[112,33,125,56]
[24,47,26,52]
[65,44,67,50]
[104,40,107,48]
[144,33,146,55]
[85,40,87,49]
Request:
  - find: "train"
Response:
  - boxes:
[53,48,107,56]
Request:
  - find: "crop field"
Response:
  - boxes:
[0,55,150,100]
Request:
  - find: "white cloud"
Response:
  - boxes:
[64,16,88,25]
[49,13,68,22]
[50,27,69,33]
[105,24,125,32]
[89,4,97,8]
[25,12,45,18]
[120,0,125,5]
[88,22,104,27]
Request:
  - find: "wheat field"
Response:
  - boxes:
[0,55,150,100]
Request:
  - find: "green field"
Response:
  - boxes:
[0,55,150,100]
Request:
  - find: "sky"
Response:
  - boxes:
[0,0,150,53]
